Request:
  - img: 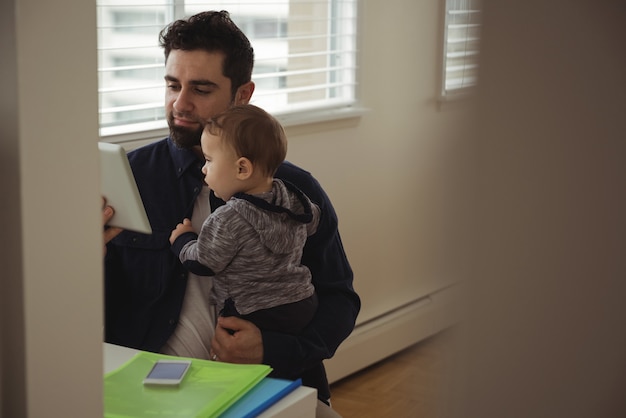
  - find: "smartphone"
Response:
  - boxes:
[143,360,192,386]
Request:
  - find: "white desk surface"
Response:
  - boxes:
[104,343,317,418]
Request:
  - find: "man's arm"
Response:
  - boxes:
[261,218,359,377]
[262,163,360,376]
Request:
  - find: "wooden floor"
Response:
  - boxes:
[329,331,452,418]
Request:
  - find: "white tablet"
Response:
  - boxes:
[99,142,152,234]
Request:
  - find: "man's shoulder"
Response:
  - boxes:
[275,161,329,207]
[126,138,178,178]
[275,161,317,188]
[127,138,170,161]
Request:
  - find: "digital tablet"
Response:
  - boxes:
[99,142,152,234]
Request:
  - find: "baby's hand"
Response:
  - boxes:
[169,218,194,244]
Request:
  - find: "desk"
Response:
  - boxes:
[104,343,317,418]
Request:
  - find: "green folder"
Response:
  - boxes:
[104,352,271,418]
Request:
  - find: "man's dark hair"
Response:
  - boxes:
[159,11,254,98]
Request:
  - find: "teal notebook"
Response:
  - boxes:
[220,378,302,418]
[104,352,271,418]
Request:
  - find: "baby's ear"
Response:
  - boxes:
[236,157,253,179]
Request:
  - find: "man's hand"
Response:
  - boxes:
[210,316,263,364]
[103,197,122,255]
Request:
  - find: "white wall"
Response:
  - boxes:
[1,0,104,416]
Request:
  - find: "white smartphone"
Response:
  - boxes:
[143,360,192,386]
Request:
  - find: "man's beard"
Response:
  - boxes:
[167,113,204,149]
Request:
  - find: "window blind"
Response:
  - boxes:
[442,0,481,97]
[96,0,358,137]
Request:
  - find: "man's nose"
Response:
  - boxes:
[173,88,193,113]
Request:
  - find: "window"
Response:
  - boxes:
[96,0,359,139]
[441,0,481,98]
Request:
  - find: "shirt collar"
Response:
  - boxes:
[167,137,204,179]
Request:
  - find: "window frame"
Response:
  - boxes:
[439,0,481,102]
[96,0,363,144]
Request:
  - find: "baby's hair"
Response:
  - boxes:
[205,104,287,177]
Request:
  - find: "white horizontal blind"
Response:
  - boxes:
[442,0,481,97]
[96,0,358,137]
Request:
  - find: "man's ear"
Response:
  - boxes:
[236,157,253,180]
[234,81,255,105]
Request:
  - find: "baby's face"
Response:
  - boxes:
[200,130,240,201]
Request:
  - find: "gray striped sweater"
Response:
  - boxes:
[174,179,320,316]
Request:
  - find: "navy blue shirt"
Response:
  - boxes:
[104,138,360,401]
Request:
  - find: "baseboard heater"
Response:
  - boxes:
[325,283,461,384]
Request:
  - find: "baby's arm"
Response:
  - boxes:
[169,218,194,244]
[171,207,238,277]
[169,217,215,276]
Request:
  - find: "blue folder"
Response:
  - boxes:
[220,378,302,418]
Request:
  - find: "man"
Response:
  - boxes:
[103,10,360,411]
